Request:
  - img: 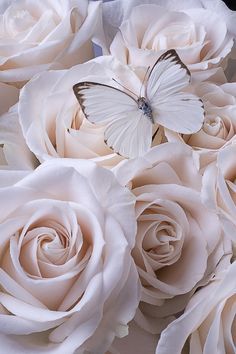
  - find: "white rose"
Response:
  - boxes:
[0,0,102,87]
[103,0,236,49]
[156,259,236,354]
[114,142,229,333]
[107,3,234,82]
[165,82,236,170]
[0,158,140,354]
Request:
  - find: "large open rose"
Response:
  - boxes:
[156,258,235,354]
[114,142,230,333]
[0,0,102,87]
[18,57,126,167]
[103,0,236,45]
[107,3,234,81]
[0,159,140,353]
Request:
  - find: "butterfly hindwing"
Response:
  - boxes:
[146,49,190,101]
[104,110,152,159]
[73,82,153,158]
[152,91,204,134]
[146,50,204,133]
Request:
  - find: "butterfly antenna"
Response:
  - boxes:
[112,78,139,99]
[139,66,150,97]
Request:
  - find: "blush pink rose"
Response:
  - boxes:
[115,142,230,333]
[108,3,234,82]
[103,0,236,45]
[0,158,140,353]
[165,82,236,170]
[156,258,235,354]
[0,0,102,87]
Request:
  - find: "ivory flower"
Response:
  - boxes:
[0,158,140,353]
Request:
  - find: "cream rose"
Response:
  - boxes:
[165,82,236,170]
[114,142,230,333]
[108,3,234,82]
[19,56,158,168]
[0,158,140,353]
[156,259,235,354]
[103,0,236,43]
[0,0,102,87]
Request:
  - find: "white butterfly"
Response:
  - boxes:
[73,50,204,159]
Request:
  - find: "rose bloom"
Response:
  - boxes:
[114,142,231,333]
[156,258,235,354]
[0,158,140,353]
[0,0,102,87]
[107,2,234,81]
[165,82,236,170]
[19,56,165,168]
[103,0,236,45]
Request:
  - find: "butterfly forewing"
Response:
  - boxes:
[146,50,204,133]
[73,82,153,158]
[146,50,190,102]
[73,82,137,123]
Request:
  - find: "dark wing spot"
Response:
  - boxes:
[150,49,191,79]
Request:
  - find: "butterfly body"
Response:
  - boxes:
[137,97,154,123]
[73,50,204,159]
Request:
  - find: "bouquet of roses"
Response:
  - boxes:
[0,0,236,353]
